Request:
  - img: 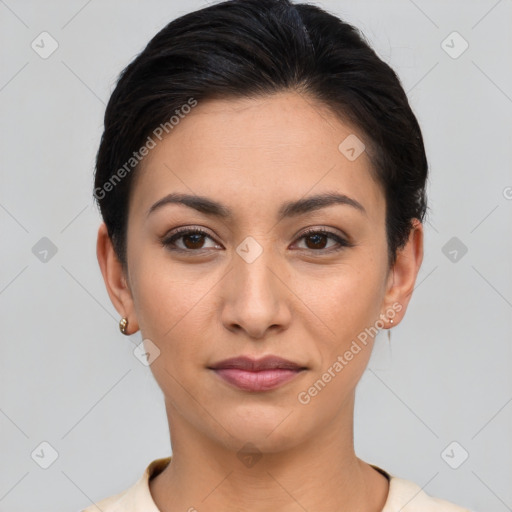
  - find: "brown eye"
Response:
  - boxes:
[161,227,352,254]
[295,229,352,252]
[304,232,329,250]
[161,228,220,252]
[181,232,207,249]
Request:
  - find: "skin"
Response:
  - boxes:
[97,91,423,511]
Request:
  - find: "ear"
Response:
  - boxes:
[381,218,424,327]
[96,222,139,335]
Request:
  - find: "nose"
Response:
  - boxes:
[220,242,292,340]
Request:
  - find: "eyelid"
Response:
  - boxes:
[292,227,353,251]
[297,226,350,242]
[161,226,220,249]
[161,225,353,254]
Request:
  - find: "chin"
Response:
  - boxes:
[211,409,304,451]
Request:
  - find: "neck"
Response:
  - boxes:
[149,395,389,512]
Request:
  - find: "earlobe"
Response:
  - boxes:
[96,223,139,335]
[381,218,424,327]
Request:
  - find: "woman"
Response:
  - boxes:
[84,0,470,510]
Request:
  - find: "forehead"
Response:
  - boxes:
[129,91,385,223]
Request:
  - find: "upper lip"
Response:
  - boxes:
[208,355,306,371]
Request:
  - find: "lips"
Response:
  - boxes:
[208,355,307,392]
[208,355,305,371]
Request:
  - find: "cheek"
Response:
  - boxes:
[293,271,384,413]
[129,250,219,365]
[132,269,206,398]
[129,242,197,329]
[299,261,385,342]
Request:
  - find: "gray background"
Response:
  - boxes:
[1,0,511,511]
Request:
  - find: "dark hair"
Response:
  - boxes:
[94,0,428,270]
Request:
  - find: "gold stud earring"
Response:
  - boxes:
[119,317,129,335]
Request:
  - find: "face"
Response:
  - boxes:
[99,91,422,454]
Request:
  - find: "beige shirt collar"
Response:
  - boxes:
[82,456,470,512]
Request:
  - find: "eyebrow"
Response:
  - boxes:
[146,191,367,220]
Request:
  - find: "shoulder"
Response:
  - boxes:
[80,488,130,512]
[79,457,171,512]
[384,473,472,512]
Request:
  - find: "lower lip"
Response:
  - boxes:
[211,368,304,391]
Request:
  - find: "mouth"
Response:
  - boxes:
[208,355,307,392]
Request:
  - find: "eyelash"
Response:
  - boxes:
[161,227,353,254]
